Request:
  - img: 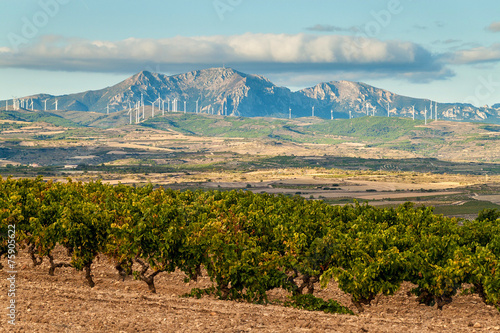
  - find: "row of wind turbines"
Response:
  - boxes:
[126,93,233,125]
[294,100,441,123]
[5,98,58,111]
[4,94,442,125]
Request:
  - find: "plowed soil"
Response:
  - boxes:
[1,247,499,332]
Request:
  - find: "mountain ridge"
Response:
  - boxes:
[2,67,499,124]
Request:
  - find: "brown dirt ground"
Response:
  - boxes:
[1,247,500,332]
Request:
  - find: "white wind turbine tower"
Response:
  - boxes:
[429,101,433,120]
[196,99,199,114]
[150,100,155,118]
[387,102,390,117]
[312,106,315,117]
[349,110,352,119]
[225,105,227,116]
[184,101,187,113]
[289,107,292,120]
[54,99,58,111]
[136,102,140,123]
[43,100,48,111]
[331,109,333,120]
[128,107,133,125]
[140,93,145,119]
[412,105,415,120]
[106,104,110,115]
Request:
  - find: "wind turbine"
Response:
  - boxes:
[196,99,199,114]
[349,110,352,119]
[184,101,187,113]
[429,101,433,120]
[30,99,34,111]
[141,93,145,119]
[412,105,415,121]
[43,100,47,111]
[106,104,110,115]
[225,105,227,116]
[387,102,390,117]
[128,107,133,125]
[136,101,140,123]
[312,106,315,117]
[54,99,58,111]
[331,109,333,120]
[150,100,155,118]
[289,107,292,120]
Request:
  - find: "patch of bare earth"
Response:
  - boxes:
[1,247,499,332]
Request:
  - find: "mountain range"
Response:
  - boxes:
[2,67,500,124]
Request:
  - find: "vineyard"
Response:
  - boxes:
[1,177,500,316]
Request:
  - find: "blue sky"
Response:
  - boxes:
[1,0,499,106]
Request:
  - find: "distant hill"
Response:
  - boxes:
[1,68,499,124]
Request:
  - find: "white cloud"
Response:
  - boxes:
[0,33,448,82]
[452,44,500,64]
[486,21,500,32]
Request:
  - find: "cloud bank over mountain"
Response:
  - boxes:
[1,33,451,82]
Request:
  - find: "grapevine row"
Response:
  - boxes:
[1,176,499,314]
